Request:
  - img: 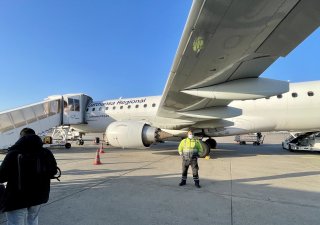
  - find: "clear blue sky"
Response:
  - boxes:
[0,1,319,111]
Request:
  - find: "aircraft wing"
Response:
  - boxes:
[157,0,320,122]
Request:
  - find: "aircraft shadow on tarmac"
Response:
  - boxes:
[39,170,320,225]
[150,142,320,158]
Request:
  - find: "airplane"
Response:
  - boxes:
[70,79,320,156]
[1,0,320,156]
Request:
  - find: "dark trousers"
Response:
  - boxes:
[181,158,199,181]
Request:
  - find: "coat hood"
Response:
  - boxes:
[10,134,43,152]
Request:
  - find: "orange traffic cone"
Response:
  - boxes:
[94,150,102,165]
[99,143,105,154]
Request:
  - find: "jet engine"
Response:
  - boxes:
[105,121,161,148]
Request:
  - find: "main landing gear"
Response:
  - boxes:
[205,138,217,149]
[198,138,217,158]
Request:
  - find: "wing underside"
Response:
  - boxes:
[157,0,320,128]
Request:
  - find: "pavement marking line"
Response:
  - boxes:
[44,155,172,207]
[230,160,234,225]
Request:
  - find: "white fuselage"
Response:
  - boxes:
[73,81,320,136]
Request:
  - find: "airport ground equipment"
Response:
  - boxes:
[235,133,264,145]
[42,126,73,149]
[282,132,320,152]
[0,94,92,150]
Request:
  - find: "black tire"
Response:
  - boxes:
[199,140,210,158]
[205,138,217,149]
[65,143,71,149]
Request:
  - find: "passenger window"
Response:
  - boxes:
[152,103,156,107]
[143,104,147,108]
[120,106,123,109]
[99,107,102,111]
[265,97,270,100]
[86,108,89,112]
[92,108,95,111]
[292,92,298,98]
[128,105,131,109]
[277,94,282,99]
[135,105,139,108]
[113,106,116,110]
[307,91,314,96]
[106,107,109,110]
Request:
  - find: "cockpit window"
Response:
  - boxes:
[86,108,89,112]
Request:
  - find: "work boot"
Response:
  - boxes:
[179,180,186,186]
[195,180,201,188]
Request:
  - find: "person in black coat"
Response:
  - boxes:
[0,128,57,225]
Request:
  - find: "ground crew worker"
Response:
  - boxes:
[178,130,203,188]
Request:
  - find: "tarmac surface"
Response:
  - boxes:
[0,133,320,225]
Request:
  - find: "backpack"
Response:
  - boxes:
[17,149,61,191]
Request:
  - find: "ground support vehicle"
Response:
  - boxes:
[282,132,320,152]
[235,133,264,145]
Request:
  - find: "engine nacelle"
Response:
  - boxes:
[105,121,161,148]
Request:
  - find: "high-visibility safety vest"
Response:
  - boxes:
[178,138,203,158]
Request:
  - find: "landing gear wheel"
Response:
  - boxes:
[205,138,217,149]
[77,140,84,145]
[199,140,210,158]
[65,143,71,149]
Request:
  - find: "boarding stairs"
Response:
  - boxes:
[0,94,92,149]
